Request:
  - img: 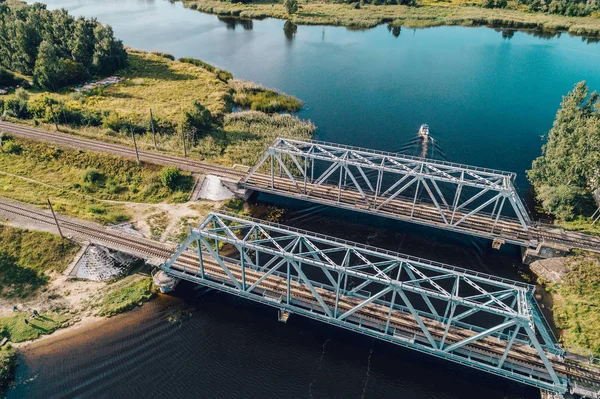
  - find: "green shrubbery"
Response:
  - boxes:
[159,166,193,192]
[229,79,303,113]
[0,346,16,396]
[178,57,233,82]
[0,3,127,90]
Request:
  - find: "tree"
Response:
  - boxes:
[159,166,183,191]
[0,3,127,90]
[528,81,600,219]
[182,100,214,141]
[284,0,299,14]
[33,40,61,90]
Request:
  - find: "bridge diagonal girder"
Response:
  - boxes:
[162,212,567,394]
[271,138,516,192]
[190,213,534,319]
[243,138,533,237]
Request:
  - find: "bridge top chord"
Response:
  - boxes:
[267,138,519,191]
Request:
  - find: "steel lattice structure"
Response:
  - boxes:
[242,138,533,245]
[163,212,567,394]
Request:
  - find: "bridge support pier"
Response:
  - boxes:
[522,244,570,265]
[152,269,180,293]
[278,309,290,323]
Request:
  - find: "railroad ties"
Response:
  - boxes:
[162,212,600,397]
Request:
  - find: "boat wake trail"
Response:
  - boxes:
[309,338,331,399]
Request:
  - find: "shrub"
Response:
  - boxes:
[2,141,21,155]
[150,51,175,61]
[14,88,29,101]
[159,166,183,191]
[102,111,123,132]
[284,0,299,14]
[82,168,105,184]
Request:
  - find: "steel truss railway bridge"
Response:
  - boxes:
[241,138,600,253]
[164,212,600,398]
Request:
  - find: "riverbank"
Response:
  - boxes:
[179,0,600,38]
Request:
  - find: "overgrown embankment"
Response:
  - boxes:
[0,224,79,299]
[0,136,194,224]
[179,0,600,37]
[0,51,314,167]
[0,346,16,396]
[546,256,600,356]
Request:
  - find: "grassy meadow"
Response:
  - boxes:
[0,224,79,299]
[1,51,314,168]
[549,256,600,356]
[0,137,194,224]
[181,0,600,36]
[95,275,156,317]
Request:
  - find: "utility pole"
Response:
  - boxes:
[149,108,157,150]
[131,129,140,165]
[47,199,63,238]
[182,127,187,158]
[48,100,60,132]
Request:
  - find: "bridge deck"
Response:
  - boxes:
[244,173,600,252]
[166,251,600,394]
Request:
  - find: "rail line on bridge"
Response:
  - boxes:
[162,212,600,398]
[242,138,600,253]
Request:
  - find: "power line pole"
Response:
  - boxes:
[182,127,187,158]
[47,199,63,238]
[131,129,140,165]
[149,108,157,150]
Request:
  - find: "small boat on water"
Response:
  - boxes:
[418,123,429,137]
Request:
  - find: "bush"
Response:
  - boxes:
[159,166,183,191]
[182,100,214,140]
[82,168,105,184]
[102,111,124,132]
[2,141,22,155]
[284,0,299,14]
[150,51,175,61]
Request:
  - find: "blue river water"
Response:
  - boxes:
[9,1,600,398]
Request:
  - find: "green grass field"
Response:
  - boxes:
[551,256,600,356]
[0,311,73,343]
[0,224,79,299]
[0,137,193,224]
[96,275,156,317]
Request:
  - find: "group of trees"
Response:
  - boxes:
[528,81,600,220]
[0,2,127,90]
[519,0,598,16]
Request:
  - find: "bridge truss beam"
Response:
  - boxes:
[163,212,566,394]
[242,138,533,244]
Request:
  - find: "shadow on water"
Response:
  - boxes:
[9,286,537,399]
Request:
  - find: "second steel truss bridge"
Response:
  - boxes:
[241,138,600,252]
[163,212,600,398]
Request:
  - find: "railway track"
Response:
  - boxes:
[0,121,246,180]
[3,120,599,253]
[1,198,599,393]
[170,254,600,391]
[245,175,600,253]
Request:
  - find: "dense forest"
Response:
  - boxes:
[528,81,600,220]
[0,2,127,90]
